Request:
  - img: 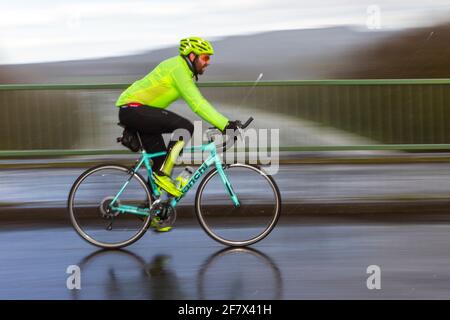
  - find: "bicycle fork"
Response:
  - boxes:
[216,164,240,208]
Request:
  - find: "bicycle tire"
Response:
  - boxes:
[195,164,281,246]
[67,164,153,249]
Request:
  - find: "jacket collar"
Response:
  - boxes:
[181,55,198,82]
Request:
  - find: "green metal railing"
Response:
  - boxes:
[1,79,449,91]
[0,79,449,157]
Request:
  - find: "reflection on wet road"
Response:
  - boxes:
[2,217,450,299]
[69,247,282,300]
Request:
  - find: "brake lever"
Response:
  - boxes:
[241,117,253,129]
[235,127,243,141]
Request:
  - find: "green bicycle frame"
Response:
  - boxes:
[109,141,240,217]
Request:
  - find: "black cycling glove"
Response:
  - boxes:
[223,120,241,132]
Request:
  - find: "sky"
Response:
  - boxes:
[0,0,449,64]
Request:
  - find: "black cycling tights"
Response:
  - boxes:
[119,106,194,170]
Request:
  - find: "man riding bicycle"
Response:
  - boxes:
[116,37,238,199]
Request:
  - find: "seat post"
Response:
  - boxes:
[136,132,144,151]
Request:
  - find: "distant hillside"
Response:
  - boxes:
[334,23,450,78]
[0,24,449,84]
[0,26,393,83]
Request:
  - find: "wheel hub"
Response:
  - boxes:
[99,196,120,219]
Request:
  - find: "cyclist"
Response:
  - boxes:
[116,37,238,199]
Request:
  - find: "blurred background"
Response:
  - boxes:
[0,0,449,151]
[2,1,450,300]
[1,0,449,81]
[0,0,449,191]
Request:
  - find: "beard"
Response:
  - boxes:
[194,60,206,75]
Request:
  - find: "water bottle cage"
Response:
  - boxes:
[175,167,194,189]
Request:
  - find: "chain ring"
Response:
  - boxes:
[152,202,177,228]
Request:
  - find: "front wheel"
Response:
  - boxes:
[195,164,281,246]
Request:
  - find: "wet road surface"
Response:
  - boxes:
[2,215,450,299]
[2,163,450,208]
[2,163,450,299]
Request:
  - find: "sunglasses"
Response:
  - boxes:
[199,54,211,63]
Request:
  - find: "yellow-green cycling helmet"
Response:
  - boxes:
[179,37,214,56]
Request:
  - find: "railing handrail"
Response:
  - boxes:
[2,144,450,158]
[0,79,450,91]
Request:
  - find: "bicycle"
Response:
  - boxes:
[67,117,281,248]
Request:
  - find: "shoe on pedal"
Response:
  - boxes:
[153,173,182,198]
[150,216,172,232]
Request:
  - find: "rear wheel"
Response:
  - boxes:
[67,164,152,249]
[195,164,281,246]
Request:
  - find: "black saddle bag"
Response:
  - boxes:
[117,128,141,152]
